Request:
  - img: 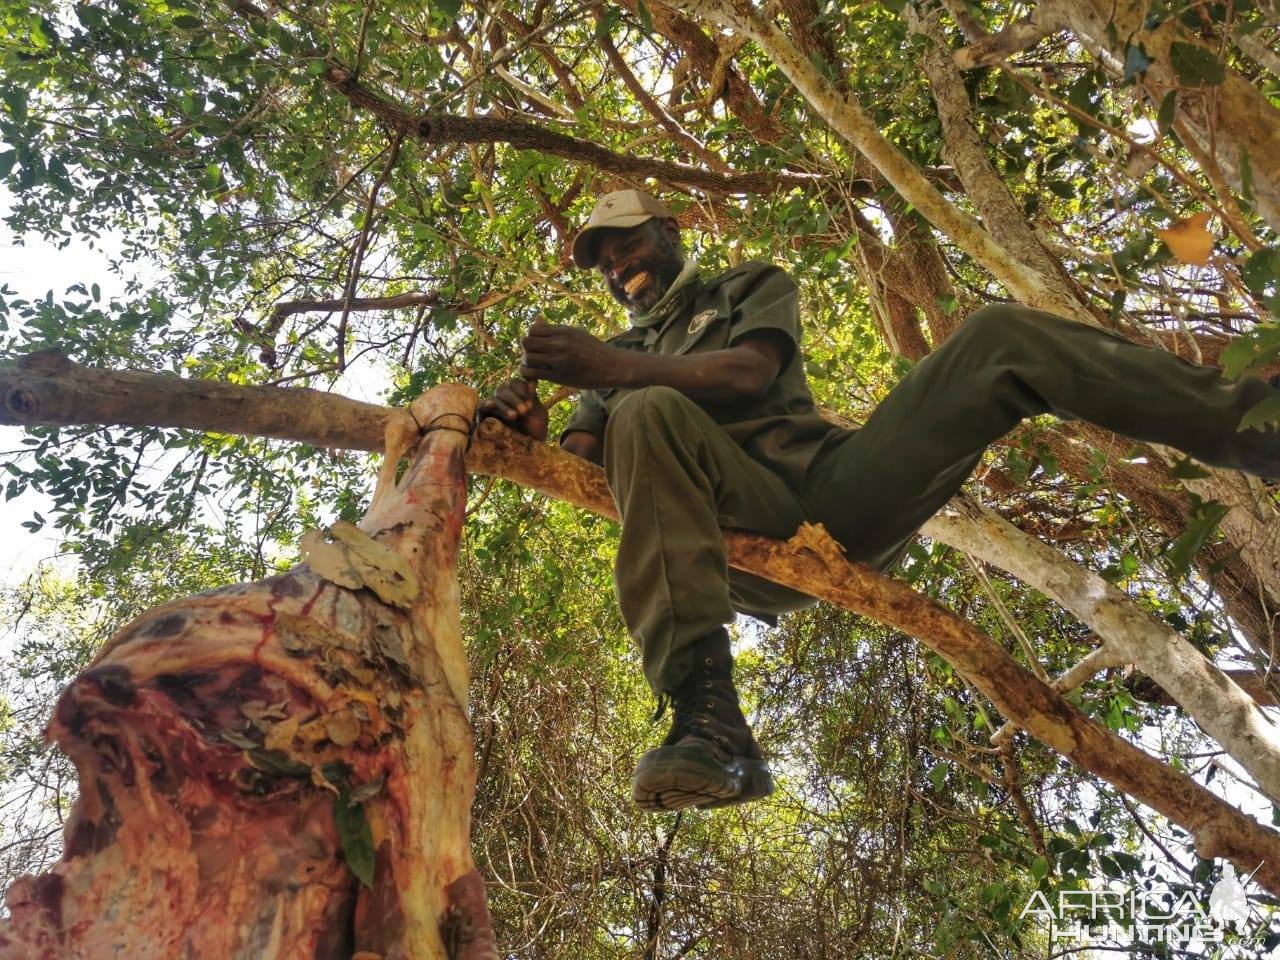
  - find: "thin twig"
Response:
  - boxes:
[337,128,405,371]
[353,0,375,77]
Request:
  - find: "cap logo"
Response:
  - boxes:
[688,309,717,335]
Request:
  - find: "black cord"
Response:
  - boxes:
[409,410,476,451]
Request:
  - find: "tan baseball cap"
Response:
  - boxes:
[572,190,674,268]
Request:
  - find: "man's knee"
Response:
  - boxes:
[956,304,1026,343]
[947,304,1055,364]
[610,385,698,436]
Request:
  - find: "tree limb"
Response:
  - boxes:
[952,7,1069,69]
[322,61,842,198]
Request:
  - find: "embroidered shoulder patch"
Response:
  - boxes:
[688,309,717,335]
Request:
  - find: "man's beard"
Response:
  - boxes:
[608,253,684,313]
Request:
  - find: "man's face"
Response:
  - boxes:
[592,219,683,314]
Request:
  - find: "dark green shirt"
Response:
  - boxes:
[561,262,843,489]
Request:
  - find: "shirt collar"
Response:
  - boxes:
[629,258,699,328]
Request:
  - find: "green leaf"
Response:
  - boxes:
[1169,42,1225,86]
[1240,149,1254,202]
[1220,323,1280,379]
[0,151,14,178]
[1169,456,1211,479]
[172,14,203,29]
[1031,855,1049,881]
[929,764,947,792]
[1123,44,1150,82]
[1241,248,1280,300]
[594,6,622,39]
[435,0,463,21]
[1156,90,1177,136]
[334,788,376,888]
[635,0,655,35]
[980,881,1004,905]
[1165,500,1230,579]
[2,87,28,124]
[1109,289,1126,321]
[1238,396,1280,432]
[1047,179,1075,200]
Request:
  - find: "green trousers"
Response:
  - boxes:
[602,304,1280,695]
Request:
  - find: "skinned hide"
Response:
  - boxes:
[0,384,496,960]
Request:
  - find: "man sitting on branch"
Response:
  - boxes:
[481,190,1280,813]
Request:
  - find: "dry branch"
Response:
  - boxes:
[322,60,839,198]
[6,353,1280,893]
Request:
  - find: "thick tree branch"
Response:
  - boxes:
[952,7,1069,69]
[926,496,1280,803]
[7,352,1280,891]
[323,61,839,198]
[912,6,1092,313]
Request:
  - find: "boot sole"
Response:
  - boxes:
[632,753,774,812]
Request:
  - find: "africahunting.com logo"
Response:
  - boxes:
[1019,861,1266,949]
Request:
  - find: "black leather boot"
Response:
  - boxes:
[632,629,774,811]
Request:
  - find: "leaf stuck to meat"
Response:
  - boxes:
[301,521,420,608]
[334,787,376,888]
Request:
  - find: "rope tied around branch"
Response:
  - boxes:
[407,409,477,453]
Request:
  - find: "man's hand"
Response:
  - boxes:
[519,320,627,389]
[479,378,549,441]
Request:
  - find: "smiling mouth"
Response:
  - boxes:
[623,271,651,297]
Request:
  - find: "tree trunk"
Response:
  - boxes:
[0,383,497,960]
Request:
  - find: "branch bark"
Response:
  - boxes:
[323,61,842,199]
[925,496,1280,803]
[913,5,1093,314]
[7,353,1280,893]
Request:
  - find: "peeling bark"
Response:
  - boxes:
[0,384,496,960]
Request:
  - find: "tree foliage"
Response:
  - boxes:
[2,0,1279,955]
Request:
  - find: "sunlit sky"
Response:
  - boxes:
[0,185,123,582]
